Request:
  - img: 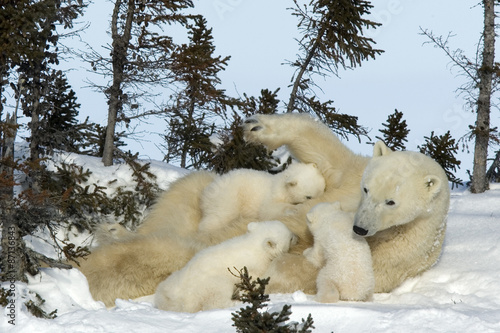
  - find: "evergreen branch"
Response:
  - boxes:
[25,247,73,270]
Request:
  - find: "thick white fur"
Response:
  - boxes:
[154,221,296,312]
[77,113,450,306]
[304,202,374,302]
[353,140,450,292]
[198,163,325,233]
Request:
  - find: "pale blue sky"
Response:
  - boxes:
[64,0,492,181]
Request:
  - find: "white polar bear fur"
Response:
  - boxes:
[198,163,326,233]
[76,113,450,306]
[304,202,374,303]
[154,221,297,313]
[353,141,450,292]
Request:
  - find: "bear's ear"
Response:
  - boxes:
[424,175,442,198]
[373,141,392,157]
[247,222,258,232]
[331,201,342,210]
[306,211,314,224]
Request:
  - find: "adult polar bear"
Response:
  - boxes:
[77,112,450,306]
[243,113,449,294]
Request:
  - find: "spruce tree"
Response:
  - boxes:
[421,1,499,193]
[206,89,281,174]
[163,16,236,169]
[83,0,194,166]
[0,0,87,283]
[375,109,410,151]
[286,0,382,141]
[231,267,315,333]
[419,131,463,188]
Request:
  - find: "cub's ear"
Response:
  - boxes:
[247,222,258,232]
[309,163,318,168]
[306,211,314,224]
[373,140,392,157]
[330,201,342,210]
[424,175,442,198]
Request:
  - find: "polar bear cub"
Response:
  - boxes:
[198,163,325,233]
[304,202,374,303]
[155,220,297,312]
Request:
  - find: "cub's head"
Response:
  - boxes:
[353,141,449,237]
[283,163,326,204]
[247,221,297,258]
[306,202,355,234]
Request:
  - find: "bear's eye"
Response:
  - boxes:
[386,200,396,206]
[305,196,312,200]
[363,187,368,194]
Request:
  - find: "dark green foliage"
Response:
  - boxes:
[44,161,109,231]
[78,122,127,158]
[0,287,12,307]
[1,2,88,282]
[375,109,410,150]
[163,16,237,169]
[239,89,282,117]
[24,292,57,319]
[47,152,160,232]
[206,89,282,174]
[419,131,463,188]
[206,112,279,174]
[287,0,383,119]
[1,147,160,278]
[164,108,217,169]
[1,287,57,320]
[302,96,369,142]
[486,150,500,182]
[17,70,94,156]
[1,156,74,281]
[290,0,383,75]
[231,267,315,333]
[105,152,161,230]
[285,0,380,141]
[95,0,195,166]
[35,71,89,155]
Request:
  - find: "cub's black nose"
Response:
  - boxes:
[353,226,369,236]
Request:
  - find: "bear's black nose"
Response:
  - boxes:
[353,226,369,236]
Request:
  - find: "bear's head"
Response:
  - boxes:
[306,202,355,234]
[247,221,298,258]
[353,141,450,237]
[283,163,326,204]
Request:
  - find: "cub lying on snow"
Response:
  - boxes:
[154,220,297,312]
[198,162,326,233]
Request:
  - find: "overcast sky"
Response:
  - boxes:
[65,0,492,181]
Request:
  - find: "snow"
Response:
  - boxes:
[2,156,500,333]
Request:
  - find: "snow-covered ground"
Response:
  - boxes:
[2,154,500,333]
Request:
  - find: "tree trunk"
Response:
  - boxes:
[0,111,26,282]
[1,210,27,283]
[102,0,135,166]
[471,0,495,193]
[287,24,327,113]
